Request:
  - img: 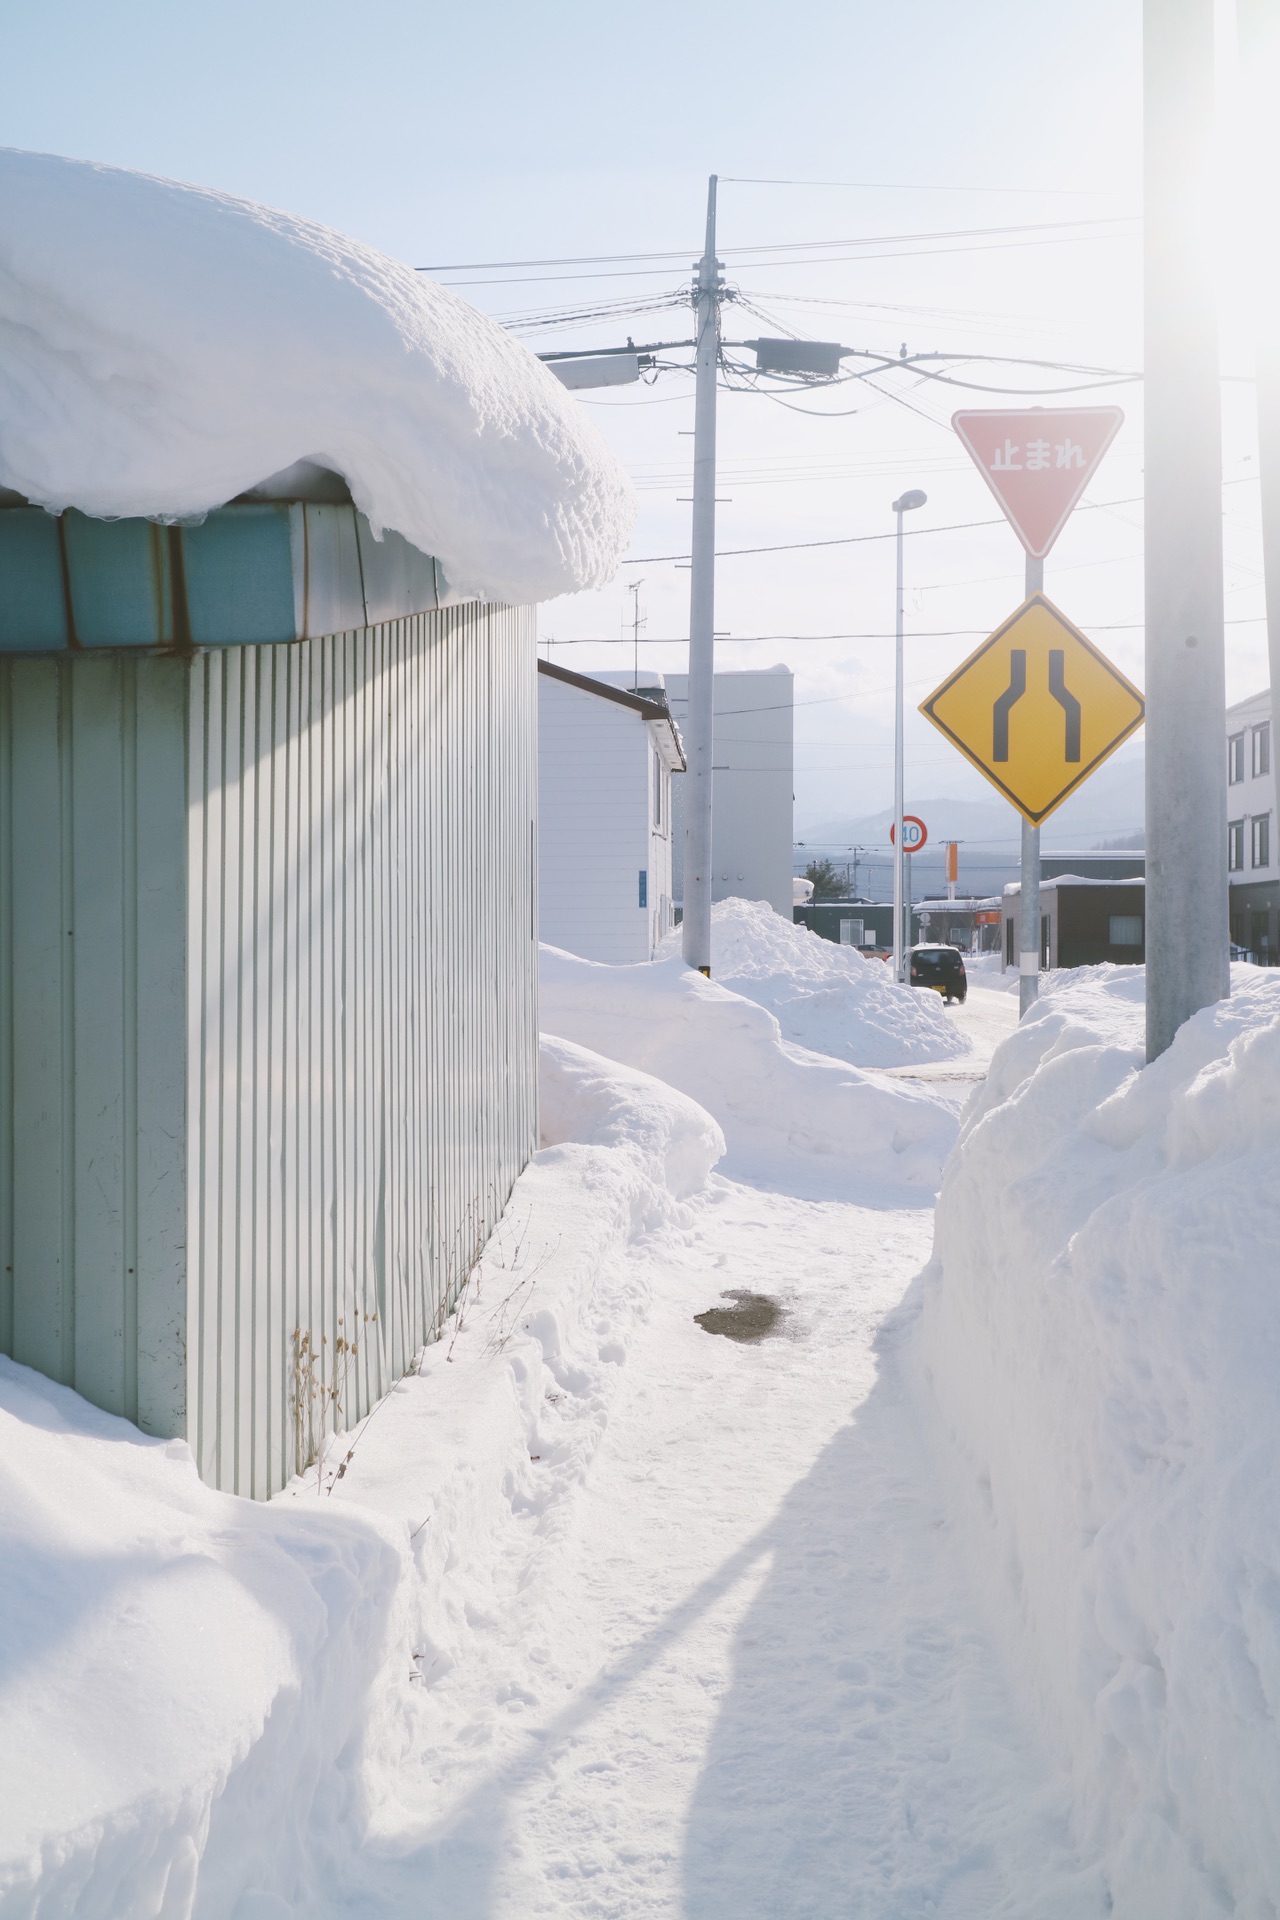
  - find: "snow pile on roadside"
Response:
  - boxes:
[0,1037,721,1916]
[922,969,1280,1913]
[0,148,634,603]
[541,943,956,1199]
[658,897,966,1066]
[0,1358,404,1919]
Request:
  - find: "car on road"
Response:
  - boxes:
[908,943,967,1004]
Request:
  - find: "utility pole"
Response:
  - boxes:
[1019,551,1044,1017]
[1144,0,1229,1059]
[629,578,645,692]
[682,176,723,976]
[1237,0,1280,740]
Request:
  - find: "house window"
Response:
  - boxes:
[653,751,663,828]
[638,870,648,909]
[839,918,864,947]
[1254,723,1271,779]
[1228,733,1245,784]
[1252,813,1271,870]
[1228,818,1245,871]
[1109,914,1143,947]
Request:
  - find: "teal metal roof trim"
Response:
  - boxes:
[0,500,466,652]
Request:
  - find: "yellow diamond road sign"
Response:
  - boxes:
[919,593,1145,826]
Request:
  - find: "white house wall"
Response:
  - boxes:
[665,668,793,917]
[538,675,670,962]
[0,606,539,1499]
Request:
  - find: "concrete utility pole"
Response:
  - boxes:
[682,176,723,975]
[1144,0,1229,1059]
[1237,0,1280,721]
[1019,551,1044,1017]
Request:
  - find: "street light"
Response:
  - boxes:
[892,490,927,982]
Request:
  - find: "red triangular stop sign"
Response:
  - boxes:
[952,407,1123,559]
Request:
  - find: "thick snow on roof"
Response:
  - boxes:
[0,149,635,604]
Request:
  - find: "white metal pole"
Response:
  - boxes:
[1019,552,1044,1017]
[893,504,905,982]
[681,175,722,975]
[1144,0,1229,1058]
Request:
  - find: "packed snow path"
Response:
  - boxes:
[378,1185,1096,1917]
[334,1006,1099,1918]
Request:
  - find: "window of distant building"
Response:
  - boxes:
[1253,722,1271,780]
[1252,812,1271,870]
[1109,915,1143,947]
[1229,732,1245,784]
[1229,818,1245,871]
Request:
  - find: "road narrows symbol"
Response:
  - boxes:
[992,649,1026,762]
[918,593,1145,826]
[1048,650,1081,761]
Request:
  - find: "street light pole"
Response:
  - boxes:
[1144,0,1229,1058]
[892,490,927,982]
[681,175,723,976]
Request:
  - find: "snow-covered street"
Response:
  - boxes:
[351,1174,1097,1918]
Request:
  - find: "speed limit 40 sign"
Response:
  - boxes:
[889,815,928,852]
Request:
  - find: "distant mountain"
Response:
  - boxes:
[796,746,1145,901]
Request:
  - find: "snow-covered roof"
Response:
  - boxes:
[0,149,635,605]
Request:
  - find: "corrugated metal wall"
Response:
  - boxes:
[0,653,190,1438]
[0,604,539,1498]
[187,604,538,1496]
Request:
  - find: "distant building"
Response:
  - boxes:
[914,898,1004,952]
[1226,689,1276,961]
[793,900,895,953]
[1002,877,1146,971]
[537,659,686,962]
[664,667,794,918]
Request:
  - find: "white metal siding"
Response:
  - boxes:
[0,605,538,1498]
[538,675,655,962]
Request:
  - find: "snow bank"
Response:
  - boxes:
[0,149,634,603]
[540,943,956,1199]
[0,1037,718,1915]
[658,897,966,1066]
[922,969,1280,1914]
[0,1358,404,1919]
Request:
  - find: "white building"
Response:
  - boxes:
[664,666,794,917]
[538,660,686,962]
[1226,687,1277,960]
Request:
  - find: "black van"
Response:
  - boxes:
[908,943,967,1004]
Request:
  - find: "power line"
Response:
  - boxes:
[721,176,1121,200]
[620,495,1144,564]
[415,215,1134,275]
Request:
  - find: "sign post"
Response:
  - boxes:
[943,408,1128,1014]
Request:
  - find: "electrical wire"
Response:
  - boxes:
[720,176,1120,199]
[415,215,1134,275]
[620,495,1145,564]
